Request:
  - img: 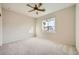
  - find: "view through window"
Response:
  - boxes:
[42,17,56,32]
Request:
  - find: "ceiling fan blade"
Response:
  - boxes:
[37,9,45,11]
[27,4,33,8]
[38,3,42,7]
[28,9,35,12]
[35,4,37,7]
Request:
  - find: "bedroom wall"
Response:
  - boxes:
[0,4,2,46]
[76,4,79,51]
[2,8,35,44]
[36,6,75,46]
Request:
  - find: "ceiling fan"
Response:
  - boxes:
[26,3,45,15]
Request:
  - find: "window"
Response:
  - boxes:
[42,17,56,32]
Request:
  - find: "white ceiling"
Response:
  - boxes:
[2,3,74,18]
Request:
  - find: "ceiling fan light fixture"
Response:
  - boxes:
[26,3,45,15]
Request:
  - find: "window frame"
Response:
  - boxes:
[41,17,56,33]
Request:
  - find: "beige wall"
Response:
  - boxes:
[36,6,75,46]
[1,4,76,46]
[0,4,2,46]
[76,4,79,51]
[2,8,35,44]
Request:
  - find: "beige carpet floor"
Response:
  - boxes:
[0,37,78,55]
